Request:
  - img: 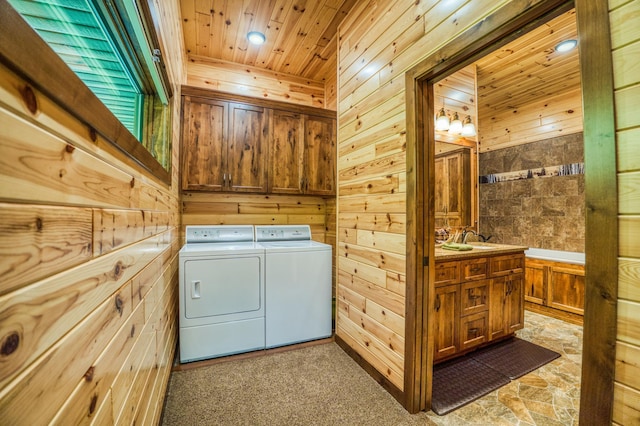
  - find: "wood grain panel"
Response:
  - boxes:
[0,0,181,423]
[0,108,136,208]
[619,258,640,303]
[186,56,325,108]
[617,128,640,173]
[339,269,404,317]
[336,320,404,389]
[339,242,405,274]
[337,316,404,388]
[346,306,405,358]
[0,203,93,295]
[50,298,146,425]
[0,230,169,390]
[615,341,640,392]
[338,212,406,233]
[613,382,640,426]
[617,299,640,347]
[0,281,134,425]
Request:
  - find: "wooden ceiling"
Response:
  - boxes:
[475,9,580,118]
[179,0,357,82]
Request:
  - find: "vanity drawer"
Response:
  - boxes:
[490,253,524,277]
[434,261,461,286]
[461,257,488,281]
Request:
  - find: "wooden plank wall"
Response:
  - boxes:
[611,0,640,423]
[336,0,512,392]
[0,1,184,424]
[186,55,326,108]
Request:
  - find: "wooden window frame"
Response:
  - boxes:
[404,0,618,422]
[0,0,172,184]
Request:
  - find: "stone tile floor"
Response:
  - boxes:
[423,310,583,425]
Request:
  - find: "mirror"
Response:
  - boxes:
[433,65,479,235]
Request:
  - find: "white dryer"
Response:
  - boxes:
[179,225,265,363]
[255,225,332,349]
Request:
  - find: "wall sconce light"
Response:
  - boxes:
[448,112,463,134]
[435,108,450,131]
[461,115,477,137]
[247,31,266,45]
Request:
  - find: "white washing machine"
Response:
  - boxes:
[178,225,265,363]
[255,225,332,349]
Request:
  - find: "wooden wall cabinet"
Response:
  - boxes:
[181,88,336,196]
[435,149,471,228]
[269,112,336,195]
[434,251,524,362]
[182,96,268,192]
[525,258,585,316]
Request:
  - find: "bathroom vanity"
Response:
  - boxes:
[433,242,528,362]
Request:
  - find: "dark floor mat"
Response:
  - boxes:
[472,337,561,379]
[431,356,511,415]
[431,338,560,415]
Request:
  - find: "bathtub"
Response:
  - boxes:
[524,248,585,265]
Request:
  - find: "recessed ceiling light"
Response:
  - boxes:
[247,31,266,45]
[555,39,577,53]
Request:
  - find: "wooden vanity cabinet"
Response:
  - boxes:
[434,251,524,362]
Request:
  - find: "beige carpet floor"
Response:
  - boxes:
[161,311,582,425]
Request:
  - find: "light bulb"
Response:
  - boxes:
[435,108,450,131]
[461,115,477,137]
[448,112,462,134]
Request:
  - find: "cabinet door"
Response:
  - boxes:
[434,284,459,361]
[269,110,304,194]
[434,157,447,227]
[304,115,335,195]
[227,103,268,193]
[505,273,524,334]
[181,97,227,191]
[549,265,585,315]
[524,259,546,305]
[434,150,471,228]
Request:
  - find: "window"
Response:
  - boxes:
[5,0,172,176]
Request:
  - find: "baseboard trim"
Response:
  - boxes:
[334,334,405,406]
[525,303,583,326]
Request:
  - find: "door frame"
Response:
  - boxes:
[404,0,618,422]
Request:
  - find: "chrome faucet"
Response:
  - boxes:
[462,229,477,244]
[462,229,492,244]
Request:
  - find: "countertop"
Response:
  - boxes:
[434,242,528,261]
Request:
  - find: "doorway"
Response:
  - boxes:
[404,0,618,423]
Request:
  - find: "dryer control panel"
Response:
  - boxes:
[185,225,255,244]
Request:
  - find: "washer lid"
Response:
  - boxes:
[180,241,264,256]
[258,240,330,252]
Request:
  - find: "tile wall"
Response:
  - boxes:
[479,132,585,252]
